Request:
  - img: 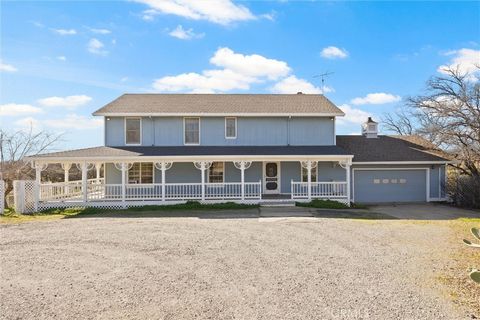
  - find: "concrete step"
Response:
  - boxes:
[260,201,296,207]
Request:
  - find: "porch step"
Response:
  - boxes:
[260,201,296,207]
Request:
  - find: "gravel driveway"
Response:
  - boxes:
[0,212,469,319]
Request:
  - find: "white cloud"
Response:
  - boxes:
[153,69,255,93]
[135,0,256,25]
[153,47,292,93]
[351,93,401,105]
[37,95,92,109]
[271,75,328,94]
[14,115,102,131]
[0,61,17,72]
[42,114,103,130]
[52,28,77,35]
[336,104,372,125]
[87,38,108,56]
[438,48,480,82]
[88,28,111,34]
[320,46,348,59]
[210,47,290,80]
[14,117,41,131]
[0,103,43,116]
[57,56,67,61]
[121,76,129,82]
[168,25,204,40]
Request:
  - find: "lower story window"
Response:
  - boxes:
[208,162,224,183]
[301,167,317,182]
[128,162,153,184]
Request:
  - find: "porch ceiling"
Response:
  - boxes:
[25,145,353,162]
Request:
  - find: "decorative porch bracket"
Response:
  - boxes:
[114,162,134,207]
[154,162,173,201]
[31,161,48,212]
[338,160,352,205]
[300,160,318,201]
[233,161,252,200]
[194,161,212,201]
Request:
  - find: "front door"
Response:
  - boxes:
[263,162,280,194]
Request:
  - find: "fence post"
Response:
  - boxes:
[14,181,25,214]
[0,181,4,214]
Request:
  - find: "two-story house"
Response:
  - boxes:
[24,93,450,211]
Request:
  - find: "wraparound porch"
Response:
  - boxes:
[23,157,352,212]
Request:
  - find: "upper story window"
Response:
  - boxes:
[125,118,141,145]
[128,162,153,184]
[225,117,237,139]
[301,167,317,183]
[208,162,224,183]
[184,117,200,145]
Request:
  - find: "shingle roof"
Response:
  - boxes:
[336,135,451,162]
[93,94,344,116]
[28,145,350,160]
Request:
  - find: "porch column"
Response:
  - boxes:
[33,162,46,212]
[234,161,252,201]
[339,159,353,206]
[345,163,351,204]
[61,162,72,195]
[81,162,88,203]
[154,162,173,202]
[301,160,317,201]
[95,163,102,183]
[121,163,126,205]
[194,161,212,201]
[114,162,133,208]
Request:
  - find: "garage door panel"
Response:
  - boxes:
[354,170,426,203]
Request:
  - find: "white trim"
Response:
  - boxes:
[28,155,354,162]
[183,117,200,145]
[353,161,451,165]
[263,161,281,194]
[225,117,237,139]
[124,117,142,146]
[207,161,225,183]
[352,167,430,203]
[94,112,345,117]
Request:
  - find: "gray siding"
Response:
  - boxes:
[317,162,346,182]
[105,116,335,147]
[105,163,122,184]
[281,162,300,193]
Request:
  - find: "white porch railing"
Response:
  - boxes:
[38,180,262,203]
[291,181,348,200]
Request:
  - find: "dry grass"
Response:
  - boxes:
[439,218,480,317]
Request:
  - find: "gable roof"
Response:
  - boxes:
[336,135,451,162]
[93,94,344,117]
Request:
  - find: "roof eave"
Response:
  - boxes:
[92,112,345,117]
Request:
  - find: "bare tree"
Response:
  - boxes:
[382,67,480,207]
[0,126,63,206]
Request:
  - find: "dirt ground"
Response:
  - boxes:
[0,211,478,319]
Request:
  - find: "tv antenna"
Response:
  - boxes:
[313,71,334,88]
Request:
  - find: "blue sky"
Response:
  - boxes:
[1,0,479,150]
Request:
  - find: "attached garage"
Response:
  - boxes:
[353,169,428,203]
